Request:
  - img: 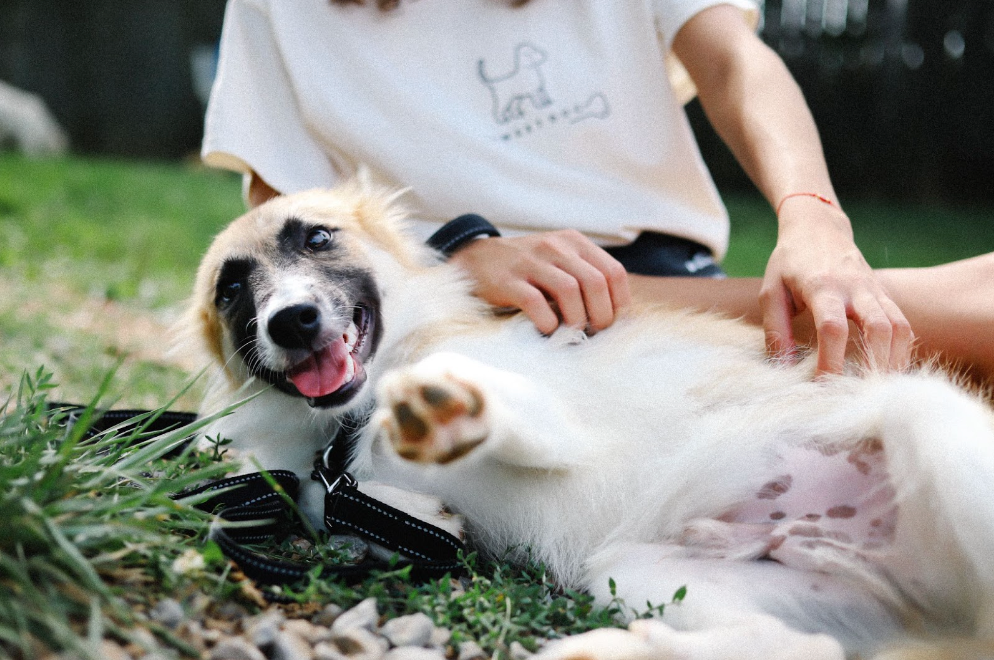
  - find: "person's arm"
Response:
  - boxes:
[630,252,994,385]
[672,5,913,375]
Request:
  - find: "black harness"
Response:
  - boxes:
[51,404,465,589]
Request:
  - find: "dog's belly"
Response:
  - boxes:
[681,440,898,573]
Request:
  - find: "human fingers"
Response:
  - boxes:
[758,278,799,362]
[849,291,893,371]
[852,292,913,372]
[552,252,619,332]
[808,292,850,376]
[536,231,627,331]
[882,296,914,371]
[505,280,562,336]
[575,241,632,318]
[527,262,589,330]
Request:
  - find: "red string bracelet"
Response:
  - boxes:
[776,192,836,216]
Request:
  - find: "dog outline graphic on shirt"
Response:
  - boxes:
[478,42,552,124]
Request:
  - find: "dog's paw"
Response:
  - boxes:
[378,365,489,465]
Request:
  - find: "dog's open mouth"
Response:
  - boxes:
[285,304,374,408]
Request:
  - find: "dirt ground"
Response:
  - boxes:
[0,274,203,410]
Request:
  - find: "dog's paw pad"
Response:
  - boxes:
[380,371,488,464]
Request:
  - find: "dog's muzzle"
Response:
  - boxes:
[259,302,377,409]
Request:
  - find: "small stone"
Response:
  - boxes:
[248,609,286,649]
[284,618,331,644]
[209,637,268,660]
[148,599,185,629]
[328,628,389,659]
[203,616,239,636]
[215,601,250,622]
[270,629,316,660]
[122,626,160,658]
[178,620,208,654]
[330,598,380,634]
[312,603,344,627]
[313,642,349,660]
[328,534,369,563]
[456,641,488,660]
[509,641,533,659]
[98,641,133,660]
[188,591,214,617]
[200,627,224,645]
[380,613,434,648]
[383,649,446,660]
[427,627,451,649]
[314,628,388,660]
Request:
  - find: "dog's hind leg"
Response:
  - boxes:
[576,541,900,659]
[372,351,596,470]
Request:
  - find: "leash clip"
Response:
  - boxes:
[312,440,356,494]
[313,463,357,495]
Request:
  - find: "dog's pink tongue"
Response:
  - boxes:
[288,339,351,398]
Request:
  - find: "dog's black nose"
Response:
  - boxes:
[268,303,321,349]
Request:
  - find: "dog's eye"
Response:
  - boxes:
[306,227,334,251]
[218,280,242,304]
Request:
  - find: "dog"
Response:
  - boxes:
[180,180,994,660]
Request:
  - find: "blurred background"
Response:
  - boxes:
[698,0,994,204]
[0,0,992,202]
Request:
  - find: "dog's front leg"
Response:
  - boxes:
[371,351,587,469]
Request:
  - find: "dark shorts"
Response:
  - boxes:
[603,232,726,278]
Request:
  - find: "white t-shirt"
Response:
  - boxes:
[202,0,758,259]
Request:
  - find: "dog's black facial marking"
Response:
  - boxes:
[217,220,388,408]
[213,256,288,391]
[215,258,255,309]
[276,217,340,263]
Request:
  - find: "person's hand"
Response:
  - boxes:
[760,197,913,375]
[448,230,631,335]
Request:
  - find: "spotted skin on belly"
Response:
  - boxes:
[681,439,898,571]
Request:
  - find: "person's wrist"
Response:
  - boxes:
[775,192,836,217]
[426,214,501,258]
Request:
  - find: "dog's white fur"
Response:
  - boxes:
[181,181,994,660]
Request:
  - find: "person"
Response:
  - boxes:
[201,0,994,383]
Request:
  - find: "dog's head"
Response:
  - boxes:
[184,180,429,411]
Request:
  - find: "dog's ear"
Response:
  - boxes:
[169,253,235,389]
[315,171,432,270]
[351,164,411,210]
[169,296,221,369]
[354,164,375,192]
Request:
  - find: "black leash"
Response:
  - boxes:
[45,403,465,588]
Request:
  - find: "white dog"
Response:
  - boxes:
[180,180,994,660]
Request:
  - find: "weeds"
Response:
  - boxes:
[0,368,658,659]
[0,368,227,659]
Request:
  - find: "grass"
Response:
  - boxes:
[0,152,991,658]
[0,370,228,659]
[0,155,243,410]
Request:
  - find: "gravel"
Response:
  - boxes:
[57,596,533,660]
